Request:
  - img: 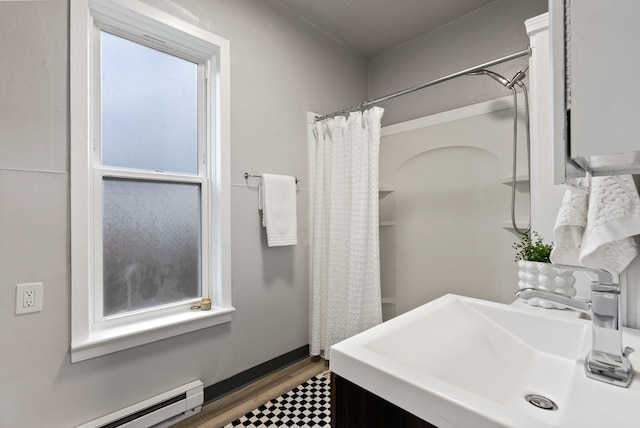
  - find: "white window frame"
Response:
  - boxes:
[70,0,232,363]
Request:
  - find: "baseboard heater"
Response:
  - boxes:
[78,380,203,428]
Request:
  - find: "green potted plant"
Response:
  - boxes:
[513,231,553,263]
[513,231,576,308]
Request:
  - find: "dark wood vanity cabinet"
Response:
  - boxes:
[331,372,437,428]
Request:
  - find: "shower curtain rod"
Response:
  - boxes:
[314,46,532,122]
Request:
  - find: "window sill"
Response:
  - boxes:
[71,305,235,363]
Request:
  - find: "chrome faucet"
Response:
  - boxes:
[516,264,634,388]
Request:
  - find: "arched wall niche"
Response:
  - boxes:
[395,146,501,315]
[379,95,529,319]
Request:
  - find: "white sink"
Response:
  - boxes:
[330,294,640,427]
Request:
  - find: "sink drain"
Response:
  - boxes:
[525,394,558,411]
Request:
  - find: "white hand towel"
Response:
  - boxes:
[550,175,640,275]
[549,182,589,266]
[259,173,297,247]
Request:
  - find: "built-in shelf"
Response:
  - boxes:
[379,187,396,320]
[500,176,529,232]
[500,175,530,186]
[501,220,530,230]
[379,187,396,195]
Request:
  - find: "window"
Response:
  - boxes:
[70,0,232,362]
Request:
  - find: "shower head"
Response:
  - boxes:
[467,69,511,87]
[468,66,528,89]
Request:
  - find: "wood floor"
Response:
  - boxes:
[173,357,328,428]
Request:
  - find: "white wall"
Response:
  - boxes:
[368,0,548,126]
[0,1,367,426]
[379,98,530,317]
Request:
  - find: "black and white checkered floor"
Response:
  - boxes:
[223,370,331,427]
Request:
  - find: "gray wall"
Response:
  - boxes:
[0,0,550,426]
[0,1,367,426]
[368,0,548,126]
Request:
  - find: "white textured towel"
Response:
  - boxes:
[550,175,640,275]
[259,173,297,247]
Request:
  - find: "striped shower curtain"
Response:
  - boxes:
[311,107,384,359]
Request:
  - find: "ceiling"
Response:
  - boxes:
[275,0,497,58]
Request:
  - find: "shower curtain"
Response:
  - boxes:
[311,107,384,359]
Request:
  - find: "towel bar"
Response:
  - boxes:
[244,172,299,184]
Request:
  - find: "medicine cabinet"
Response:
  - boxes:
[551,0,640,186]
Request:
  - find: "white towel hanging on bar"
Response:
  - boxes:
[259,173,298,247]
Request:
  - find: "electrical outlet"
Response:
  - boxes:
[16,282,43,314]
[24,289,35,307]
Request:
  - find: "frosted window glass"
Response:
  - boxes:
[102,179,201,316]
[101,31,198,174]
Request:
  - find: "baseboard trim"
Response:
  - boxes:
[203,345,310,403]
